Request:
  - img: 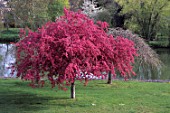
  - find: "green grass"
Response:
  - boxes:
[0,79,170,113]
[149,38,170,47]
[0,28,19,42]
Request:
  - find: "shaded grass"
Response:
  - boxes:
[149,38,169,48]
[0,28,19,42]
[0,79,170,113]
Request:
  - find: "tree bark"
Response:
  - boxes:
[71,82,75,99]
[107,71,112,84]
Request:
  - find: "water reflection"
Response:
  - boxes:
[0,44,16,78]
[155,48,170,80]
[131,48,170,80]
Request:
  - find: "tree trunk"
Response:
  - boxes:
[35,77,39,84]
[71,82,75,99]
[107,71,112,84]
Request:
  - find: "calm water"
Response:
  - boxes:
[0,44,170,80]
[155,48,170,80]
[0,44,16,77]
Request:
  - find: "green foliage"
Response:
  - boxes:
[8,0,69,30]
[115,0,170,41]
[158,16,170,39]
[96,10,112,26]
[47,0,69,21]
[9,0,48,30]
[0,79,170,113]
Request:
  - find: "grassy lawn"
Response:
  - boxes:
[0,79,170,113]
[0,28,19,42]
[149,38,169,48]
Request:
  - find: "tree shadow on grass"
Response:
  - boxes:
[0,92,78,112]
[0,80,72,113]
[0,90,88,113]
[0,91,55,113]
[0,80,90,113]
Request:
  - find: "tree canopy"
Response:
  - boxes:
[114,0,170,40]
[13,9,137,98]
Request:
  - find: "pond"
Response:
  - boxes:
[0,43,16,78]
[155,48,170,80]
[0,43,170,80]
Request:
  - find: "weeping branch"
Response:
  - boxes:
[107,28,163,80]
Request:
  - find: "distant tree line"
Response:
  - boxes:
[3,0,69,30]
[2,0,170,41]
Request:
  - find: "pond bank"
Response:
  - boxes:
[149,39,170,48]
[0,28,19,42]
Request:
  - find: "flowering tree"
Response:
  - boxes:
[13,9,137,99]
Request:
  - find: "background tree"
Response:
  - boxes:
[82,0,132,27]
[0,7,4,31]
[0,0,13,30]
[81,0,108,24]
[8,0,48,29]
[108,28,163,82]
[13,9,137,99]
[8,0,69,30]
[47,0,69,21]
[114,0,170,41]
[3,9,15,30]
[157,6,170,46]
[96,0,124,27]
[69,0,83,11]
[0,16,3,36]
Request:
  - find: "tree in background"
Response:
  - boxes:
[156,6,170,46]
[47,0,69,21]
[96,0,123,27]
[108,28,163,82]
[13,9,137,98]
[82,0,131,28]
[114,0,170,41]
[69,0,83,11]
[8,0,48,30]
[3,9,15,30]
[0,12,4,31]
[8,0,69,30]
[0,16,4,37]
[81,0,113,26]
